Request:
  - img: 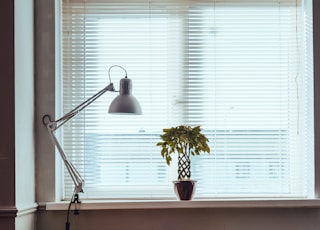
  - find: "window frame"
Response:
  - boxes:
[35,0,319,206]
[60,0,314,200]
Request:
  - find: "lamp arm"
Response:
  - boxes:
[43,82,116,194]
[55,83,115,130]
[47,128,84,194]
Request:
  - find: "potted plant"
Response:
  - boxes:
[156,125,210,200]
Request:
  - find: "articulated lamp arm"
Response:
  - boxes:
[42,83,115,194]
[42,65,142,196]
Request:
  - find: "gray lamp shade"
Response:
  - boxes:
[108,77,142,115]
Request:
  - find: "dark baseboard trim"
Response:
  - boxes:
[0,206,17,217]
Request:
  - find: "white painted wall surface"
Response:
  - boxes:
[14,0,36,229]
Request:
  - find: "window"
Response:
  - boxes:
[61,0,313,200]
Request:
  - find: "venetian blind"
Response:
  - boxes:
[61,0,313,199]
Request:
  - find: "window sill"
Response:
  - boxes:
[45,198,320,211]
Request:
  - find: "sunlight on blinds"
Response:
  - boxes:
[61,0,313,199]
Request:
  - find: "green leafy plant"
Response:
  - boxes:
[156,125,210,180]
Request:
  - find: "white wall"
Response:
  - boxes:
[14,0,36,228]
[0,0,35,229]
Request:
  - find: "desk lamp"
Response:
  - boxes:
[42,65,142,229]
